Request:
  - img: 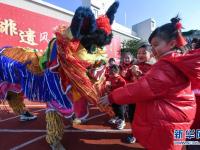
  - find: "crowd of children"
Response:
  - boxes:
[104,44,154,143]
[100,16,200,150]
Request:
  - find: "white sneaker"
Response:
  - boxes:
[20,111,37,122]
[108,117,118,124]
[116,119,126,130]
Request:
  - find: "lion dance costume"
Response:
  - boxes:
[0,2,119,149]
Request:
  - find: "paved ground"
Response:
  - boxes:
[0,101,145,150]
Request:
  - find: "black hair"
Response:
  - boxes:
[123,51,133,56]
[195,39,200,49]
[192,38,198,44]
[121,51,134,61]
[148,16,181,44]
[110,64,119,73]
[108,58,115,63]
[138,44,151,52]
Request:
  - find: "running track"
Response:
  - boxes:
[0,100,145,150]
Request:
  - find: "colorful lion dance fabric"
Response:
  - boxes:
[0,1,120,117]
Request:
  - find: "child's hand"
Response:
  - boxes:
[131,65,142,76]
[121,70,127,77]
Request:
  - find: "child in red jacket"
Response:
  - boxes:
[100,16,199,150]
[126,44,153,143]
[187,48,200,150]
[105,65,126,129]
[119,52,137,83]
[105,58,116,79]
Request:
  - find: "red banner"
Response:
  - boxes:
[0,3,120,58]
[0,3,67,51]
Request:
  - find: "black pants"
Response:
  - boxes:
[128,104,136,123]
[187,145,200,150]
[112,103,125,120]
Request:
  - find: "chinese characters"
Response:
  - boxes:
[0,19,50,46]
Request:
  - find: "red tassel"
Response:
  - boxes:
[96,15,112,35]
[176,31,187,48]
[175,22,182,30]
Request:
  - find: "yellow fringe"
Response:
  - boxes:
[2,47,43,74]
[7,91,25,114]
[46,111,64,145]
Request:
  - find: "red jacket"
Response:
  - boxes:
[187,49,200,95]
[106,75,126,92]
[187,49,200,133]
[137,62,152,75]
[119,63,136,83]
[105,66,111,79]
[109,52,198,150]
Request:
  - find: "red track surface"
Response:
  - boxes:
[0,100,145,150]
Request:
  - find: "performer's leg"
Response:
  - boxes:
[7,91,37,121]
[72,96,89,124]
[7,91,25,114]
[46,110,65,150]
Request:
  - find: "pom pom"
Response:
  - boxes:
[96,15,112,35]
[176,31,187,48]
[175,22,182,30]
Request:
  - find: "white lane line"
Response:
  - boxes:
[0,109,45,123]
[5,112,107,149]
[0,104,46,107]
[65,129,132,133]
[86,113,106,121]
[9,125,72,150]
[0,128,131,133]
[10,135,46,150]
[0,129,47,133]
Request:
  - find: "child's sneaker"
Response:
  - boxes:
[116,119,126,130]
[126,135,136,144]
[20,111,37,121]
[108,117,118,124]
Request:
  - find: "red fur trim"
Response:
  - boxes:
[176,31,187,48]
[96,15,111,35]
[175,22,182,30]
[175,22,187,48]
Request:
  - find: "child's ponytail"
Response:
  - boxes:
[149,16,187,48]
[170,16,187,48]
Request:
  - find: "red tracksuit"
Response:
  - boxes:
[119,63,136,83]
[106,75,126,92]
[137,62,152,75]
